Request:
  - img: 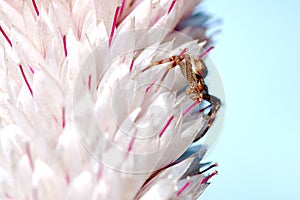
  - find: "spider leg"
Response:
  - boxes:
[194,94,221,141]
[154,57,184,92]
[141,55,178,72]
[133,55,183,79]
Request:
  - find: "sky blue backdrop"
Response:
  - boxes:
[200,0,300,199]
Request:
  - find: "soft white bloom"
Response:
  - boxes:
[0,0,223,199]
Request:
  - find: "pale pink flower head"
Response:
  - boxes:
[0,0,224,199]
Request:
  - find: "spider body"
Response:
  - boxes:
[178,54,209,101]
[139,51,221,140]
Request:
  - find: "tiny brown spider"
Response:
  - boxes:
[138,50,221,140]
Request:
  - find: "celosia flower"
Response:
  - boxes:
[0,0,223,199]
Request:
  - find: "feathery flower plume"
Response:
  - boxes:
[0,0,224,199]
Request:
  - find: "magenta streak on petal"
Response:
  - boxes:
[88,75,92,90]
[200,163,218,174]
[130,52,138,72]
[151,15,160,27]
[65,170,70,185]
[119,0,126,17]
[145,80,156,93]
[126,130,137,156]
[26,143,34,171]
[161,159,174,169]
[77,17,83,39]
[177,181,190,196]
[62,35,67,57]
[32,0,40,16]
[159,116,174,137]
[122,55,126,63]
[183,99,201,116]
[42,46,47,59]
[29,66,34,74]
[200,170,218,184]
[127,135,135,152]
[179,48,187,56]
[168,0,177,14]
[4,193,13,199]
[109,6,121,47]
[0,26,12,47]
[62,107,66,129]
[199,46,214,59]
[19,65,33,96]
[97,164,103,181]
[32,190,38,200]
[129,57,135,72]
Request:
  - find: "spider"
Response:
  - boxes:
[137,51,221,140]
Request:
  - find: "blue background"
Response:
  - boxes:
[201,0,300,199]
